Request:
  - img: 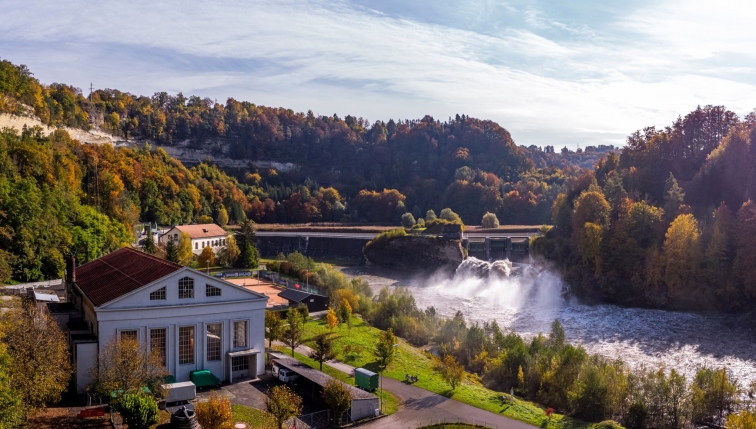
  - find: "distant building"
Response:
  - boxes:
[442,224,463,240]
[159,224,227,255]
[277,289,329,313]
[64,248,267,395]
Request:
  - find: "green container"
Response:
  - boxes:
[354,368,378,391]
[190,370,221,388]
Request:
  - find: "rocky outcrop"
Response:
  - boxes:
[363,235,464,272]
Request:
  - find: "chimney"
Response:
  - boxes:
[67,256,76,283]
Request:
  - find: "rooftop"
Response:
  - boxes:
[75,247,183,307]
[269,352,376,400]
[171,224,227,239]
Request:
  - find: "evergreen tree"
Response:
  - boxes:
[142,226,155,254]
[165,240,179,263]
[234,220,259,269]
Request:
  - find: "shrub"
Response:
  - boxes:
[439,208,462,223]
[481,212,500,228]
[116,394,158,429]
[364,228,407,251]
[401,212,416,228]
[195,392,234,429]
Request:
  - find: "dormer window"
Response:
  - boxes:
[206,285,221,297]
[150,287,166,300]
[178,277,194,299]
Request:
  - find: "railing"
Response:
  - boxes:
[286,409,331,429]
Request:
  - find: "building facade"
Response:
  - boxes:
[65,248,267,395]
[159,224,228,255]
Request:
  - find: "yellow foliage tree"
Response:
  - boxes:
[325,307,339,331]
[198,246,216,270]
[663,214,701,301]
[177,232,194,266]
[195,391,234,429]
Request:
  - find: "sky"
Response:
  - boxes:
[2,0,756,148]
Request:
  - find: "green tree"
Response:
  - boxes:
[235,219,259,269]
[142,226,155,254]
[338,298,353,324]
[426,209,437,222]
[308,334,335,371]
[664,173,685,219]
[90,337,168,401]
[481,212,500,228]
[0,339,24,428]
[322,379,352,422]
[165,239,179,263]
[401,212,416,228]
[116,393,158,429]
[283,307,304,357]
[264,385,302,429]
[374,328,398,370]
[691,367,739,424]
[439,208,462,223]
[265,311,284,351]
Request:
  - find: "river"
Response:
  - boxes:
[340,262,756,388]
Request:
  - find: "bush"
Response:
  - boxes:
[481,212,500,228]
[590,421,625,429]
[364,228,407,251]
[439,208,462,223]
[196,392,233,429]
[116,394,158,429]
[401,212,416,228]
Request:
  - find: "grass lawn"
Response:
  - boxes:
[273,345,399,415]
[232,404,278,429]
[419,425,493,429]
[301,317,589,429]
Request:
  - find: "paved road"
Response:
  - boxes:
[256,231,538,239]
[283,344,535,429]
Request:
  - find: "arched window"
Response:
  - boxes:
[178,277,194,299]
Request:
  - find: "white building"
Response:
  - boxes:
[159,224,228,255]
[65,248,267,395]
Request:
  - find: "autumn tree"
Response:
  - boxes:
[177,232,194,265]
[439,208,462,223]
[0,336,24,427]
[198,246,216,270]
[401,212,416,228]
[218,235,240,266]
[0,300,71,411]
[216,206,229,227]
[195,391,234,429]
[663,214,702,301]
[734,200,756,299]
[325,307,339,331]
[283,307,304,357]
[322,379,352,423]
[265,311,284,351]
[426,209,437,222]
[690,367,739,424]
[308,333,335,371]
[265,385,302,429]
[438,354,465,390]
[338,298,353,331]
[664,173,685,219]
[90,337,168,401]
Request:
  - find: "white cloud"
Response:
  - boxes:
[1,0,755,148]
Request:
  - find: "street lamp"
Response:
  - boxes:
[379,343,399,415]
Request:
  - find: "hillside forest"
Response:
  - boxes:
[2,59,756,311]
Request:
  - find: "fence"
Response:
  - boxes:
[284,409,332,429]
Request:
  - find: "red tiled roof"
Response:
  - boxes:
[75,247,183,307]
[172,224,226,239]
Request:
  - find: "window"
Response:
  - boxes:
[232,356,249,371]
[206,323,221,361]
[233,321,247,348]
[222,239,226,246]
[206,285,221,297]
[150,287,166,300]
[178,277,194,299]
[174,233,178,241]
[120,330,138,341]
[202,241,205,248]
[195,242,198,250]
[150,328,167,366]
[179,326,194,364]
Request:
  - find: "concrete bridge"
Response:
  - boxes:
[255,230,536,263]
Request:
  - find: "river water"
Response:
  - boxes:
[341,262,756,388]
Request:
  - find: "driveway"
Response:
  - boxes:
[285,343,535,429]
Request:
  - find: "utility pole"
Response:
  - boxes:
[90,82,94,103]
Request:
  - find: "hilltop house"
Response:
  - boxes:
[159,224,227,255]
[64,248,267,395]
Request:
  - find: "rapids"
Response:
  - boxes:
[341,261,756,387]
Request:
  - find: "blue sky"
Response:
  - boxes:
[2,0,756,148]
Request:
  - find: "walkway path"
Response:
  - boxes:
[276,343,535,429]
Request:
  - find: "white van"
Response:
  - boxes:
[278,368,299,383]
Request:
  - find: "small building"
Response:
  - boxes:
[277,289,329,312]
[159,224,228,256]
[63,248,267,395]
[270,352,379,421]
